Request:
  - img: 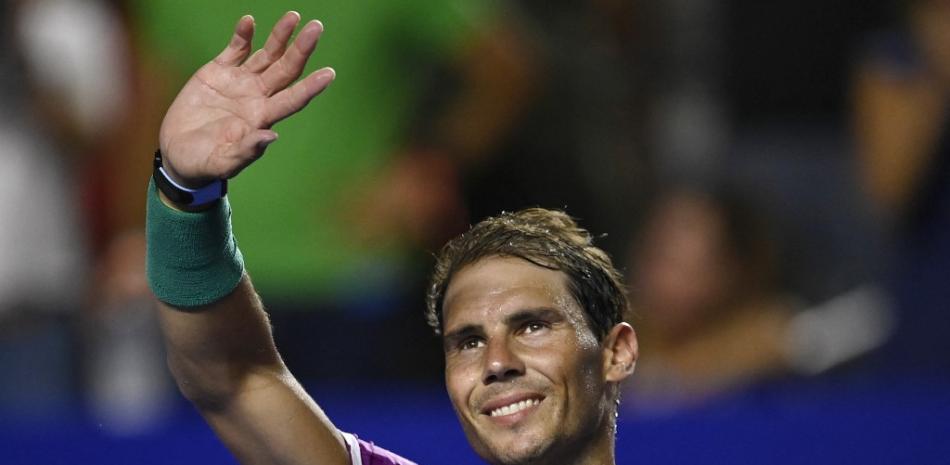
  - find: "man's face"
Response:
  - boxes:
[441,256,612,464]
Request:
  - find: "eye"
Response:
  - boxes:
[522,321,549,335]
[459,337,485,351]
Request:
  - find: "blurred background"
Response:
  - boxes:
[2,0,949,463]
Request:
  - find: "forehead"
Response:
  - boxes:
[442,256,576,329]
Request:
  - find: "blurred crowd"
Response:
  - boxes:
[1,0,947,436]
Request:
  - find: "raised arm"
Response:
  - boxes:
[147,13,347,465]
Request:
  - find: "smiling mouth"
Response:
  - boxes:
[487,397,543,418]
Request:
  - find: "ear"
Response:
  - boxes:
[602,322,638,383]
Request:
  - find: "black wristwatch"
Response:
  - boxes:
[152,150,227,207]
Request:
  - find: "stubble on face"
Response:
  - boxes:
[441,256,611,465]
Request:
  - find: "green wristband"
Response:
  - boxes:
[145,178,245,308]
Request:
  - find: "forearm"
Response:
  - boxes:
[148,186,349,464]
[159,277,348,465]
[146,174,282,405]
[157,275,285,408]
[147,185,349,465]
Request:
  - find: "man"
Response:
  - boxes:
[147,12,638,465]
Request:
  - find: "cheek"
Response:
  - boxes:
[579,351,605,397]
[529,336,601,388]
[445,361,480,411]
[554,343,605,403]
[559,351,609,431]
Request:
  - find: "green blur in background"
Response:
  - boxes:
[132,0,492,303]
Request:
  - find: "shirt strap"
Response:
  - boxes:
[340,431,363,465]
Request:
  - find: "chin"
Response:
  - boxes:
[482,447,546,465]
[476,430,553,465]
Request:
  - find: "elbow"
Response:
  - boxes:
[166,353,287,412]
[166,353,239,411]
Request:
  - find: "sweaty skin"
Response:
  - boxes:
[154,13,351,465]
[152,11,635,465]
[442,256,637,465]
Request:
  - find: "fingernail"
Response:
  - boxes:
[305,19,323,33]
[260,133,278,147]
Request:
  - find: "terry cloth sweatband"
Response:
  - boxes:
[146,178,245,308]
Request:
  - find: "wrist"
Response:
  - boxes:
[157,188,216,213]
[153,149,227,209]
[145,178,245,308]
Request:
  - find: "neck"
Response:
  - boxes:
[578,421,616,465]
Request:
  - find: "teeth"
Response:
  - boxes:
[489,398,541,417]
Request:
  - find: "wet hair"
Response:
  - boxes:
[426,208,628,341]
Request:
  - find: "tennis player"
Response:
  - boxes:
[147,12,638,465]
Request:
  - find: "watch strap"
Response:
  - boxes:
[152,150,227,207]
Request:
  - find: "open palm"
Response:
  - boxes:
[159,12,334,187]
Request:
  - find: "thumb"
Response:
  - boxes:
[222,130,279,179]
[237,129,279,160]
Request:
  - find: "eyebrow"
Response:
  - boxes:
[505,307,564,327]
[443,325,482,350]
[442,307,565,350]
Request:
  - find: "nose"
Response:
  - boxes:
[482,337,525,385]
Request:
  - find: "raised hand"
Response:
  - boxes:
[158,12,335,187]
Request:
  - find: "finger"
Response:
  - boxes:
[214,15,255,66]
[266,67,335,125]
[259,19,323,95]
[242,11,301,73]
